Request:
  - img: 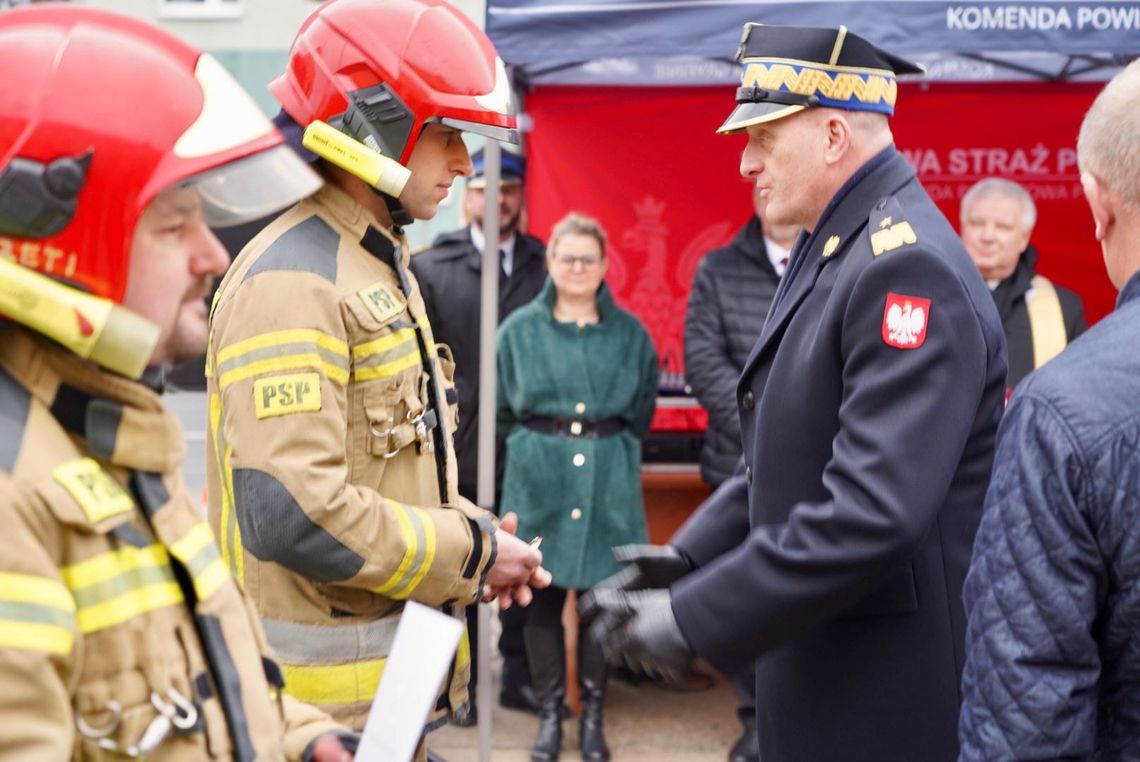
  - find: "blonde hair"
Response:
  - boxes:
[1078,60,1140,208]
[546,213,607,259]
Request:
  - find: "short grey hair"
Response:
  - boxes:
[1078,59,1140,208]
[959,178,1037,232]
[547,213,607,259]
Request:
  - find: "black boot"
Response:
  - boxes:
[577,620,611,762]
[524,626,565,762]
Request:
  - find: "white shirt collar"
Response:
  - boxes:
[765,236,792,277]
[470,225,517,276]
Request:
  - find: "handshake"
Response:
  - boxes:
[578,544,698,682]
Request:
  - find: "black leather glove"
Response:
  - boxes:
[586,588,695,682]
[578,544,693,620]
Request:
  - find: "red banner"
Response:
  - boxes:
[524,82,1111,430]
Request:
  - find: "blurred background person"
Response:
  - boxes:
[412,147,548,722]
[497,213,658,761]
[685,182,798,490]
[683,182,799,762]
[960,178,1086,394]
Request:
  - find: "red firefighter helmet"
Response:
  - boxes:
[270,0,518,167]
[0,6,321,304]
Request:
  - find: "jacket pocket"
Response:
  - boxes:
[363,373,424,460]
[838,563,919,620]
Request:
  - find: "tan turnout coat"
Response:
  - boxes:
[205,184,497,731]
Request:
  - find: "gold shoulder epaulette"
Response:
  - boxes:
[869,197,918,257]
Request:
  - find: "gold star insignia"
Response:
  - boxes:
[879,216,893,229]
[822,235,841,258]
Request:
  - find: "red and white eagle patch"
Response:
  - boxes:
[882,293,931,349]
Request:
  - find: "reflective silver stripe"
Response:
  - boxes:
[353,339,420,373]
[261,614,401,665]
[215,341,349,379]
[389,507,429,600]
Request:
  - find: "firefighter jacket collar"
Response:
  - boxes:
[0,328,185,474]
[311,182,409,266]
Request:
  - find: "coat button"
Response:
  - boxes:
[741,391,755,410]
[573,453,586,467]
[571,507,582,520]
[575,402,586,414]
[745,466,753,485]
[570,421,583,436]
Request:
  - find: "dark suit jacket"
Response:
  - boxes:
[990,244,1086,391]
[410,227,546,502]
[670,149,1007,762]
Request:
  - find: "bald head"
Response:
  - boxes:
[1079,60,1140,209]
[1077,59,1140,289]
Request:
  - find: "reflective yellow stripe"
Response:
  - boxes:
[417,316,435,351]
[219,353,349,390]
[61,546,183,633]
[226,444,243,585]
[194,559,229,600]
[352,327,417,361]
[352,327,422,382]
[169,522,214,561]
[217,328,348,365]
[169,523,229,600]
[399,505,438,598]
[353,351,422,382]
[74,581,183,633]
[0,621,75,655]
[372,501,419,595]
[61,544,168,589]
[280,658,386,706]
[0,572,77,655]
[455,626,471,671]
[209,393,241,583]
[0,571,76,612]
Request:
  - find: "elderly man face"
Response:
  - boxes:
[961,192,1033,281]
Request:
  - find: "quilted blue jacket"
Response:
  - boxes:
[959,271,1140,761]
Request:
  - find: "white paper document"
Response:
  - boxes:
[356,602,465,762]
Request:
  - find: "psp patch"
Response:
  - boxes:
[882,293,931,349]
[254,372,322,419]
[53,457,134,524]
[358,282,405,324]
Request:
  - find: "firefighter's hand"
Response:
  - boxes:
[306,733,355,761]
[578,544,693,621]
[485,512,550,609]
[587,588,694,683]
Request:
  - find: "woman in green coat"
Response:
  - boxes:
[498,213,658,762]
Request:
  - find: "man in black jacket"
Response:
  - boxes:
[411,147,547,721]
[959,177,1086,395]
[685,185,798,488]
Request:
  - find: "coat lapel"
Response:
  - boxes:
[743,150,918,376]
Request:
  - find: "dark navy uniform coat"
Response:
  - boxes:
[670,148,1007,762]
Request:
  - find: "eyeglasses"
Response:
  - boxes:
[553,253,602,269]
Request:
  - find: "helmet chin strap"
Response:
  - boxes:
[381,190,413,230]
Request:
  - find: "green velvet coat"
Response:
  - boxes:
[497,279,658,590]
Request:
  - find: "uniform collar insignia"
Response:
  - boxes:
[822,235,841,258]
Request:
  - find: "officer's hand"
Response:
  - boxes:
[485,512,545,608]
[306,732,355,761]
[578,544,693,621]
[587,588,695,682]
